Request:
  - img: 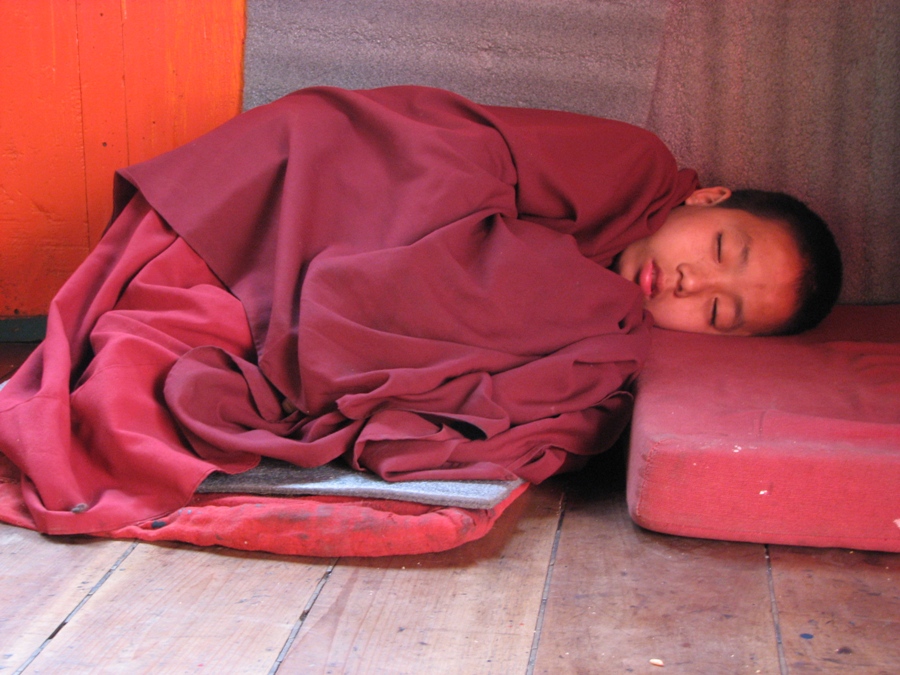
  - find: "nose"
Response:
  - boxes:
[675,262,719,296]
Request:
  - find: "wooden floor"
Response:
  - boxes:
[1,344,898,674]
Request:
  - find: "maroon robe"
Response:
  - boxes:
[0,86,697,534]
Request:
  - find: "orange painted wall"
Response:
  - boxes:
[0,0,246,317]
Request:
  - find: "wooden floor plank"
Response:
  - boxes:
[532,452,782,674]
[279,483,565,675]
[770,545,900,674]
[0,523,132,672]
[25,542,332,674]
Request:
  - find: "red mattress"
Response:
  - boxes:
[628,304,900,552]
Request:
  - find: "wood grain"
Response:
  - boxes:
[770,545,900,674]
[0,523,132,672]
[279,483,565,675]
[26,543,332,674]
[119,0,246,167]
[0,0,245,316]
[0,0,90,315]
[532,458,782,674]
[74,0,130,249]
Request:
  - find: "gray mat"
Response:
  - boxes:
[197,458,523,509]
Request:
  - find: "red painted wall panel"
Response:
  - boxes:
[0,0,245,317]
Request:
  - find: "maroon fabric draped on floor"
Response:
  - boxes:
[0,86,697,536]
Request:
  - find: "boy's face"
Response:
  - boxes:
[613,187,803,336]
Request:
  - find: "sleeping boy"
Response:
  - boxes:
[0,86,841,534]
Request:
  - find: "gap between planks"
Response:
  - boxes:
[12,542,139,675]
[765,544,789,675]
[268,491,570,675]
[526,492,568,675]
[268,561,338,675]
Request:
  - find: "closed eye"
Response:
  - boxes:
[710,298,718,327]
[716,232,723,262]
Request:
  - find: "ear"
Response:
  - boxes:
[684,186,731,206]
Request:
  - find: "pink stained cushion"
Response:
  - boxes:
[0,453,529,557]
[627,304,900,552]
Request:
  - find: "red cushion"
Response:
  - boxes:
[0,454,527,557]
[627,305,900,552]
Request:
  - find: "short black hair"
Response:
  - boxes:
[718,189,842,335]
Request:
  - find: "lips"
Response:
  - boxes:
[638,259,659,299]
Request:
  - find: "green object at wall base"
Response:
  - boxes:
[0,317,47,342]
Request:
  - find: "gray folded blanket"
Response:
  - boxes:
[197,458,524,509]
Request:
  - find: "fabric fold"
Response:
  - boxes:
[0,85,698,534]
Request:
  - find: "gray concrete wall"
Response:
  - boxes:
[243,0,667,126]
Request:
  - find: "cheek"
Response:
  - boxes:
[645,296,709,333]
[614,241,645,280]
